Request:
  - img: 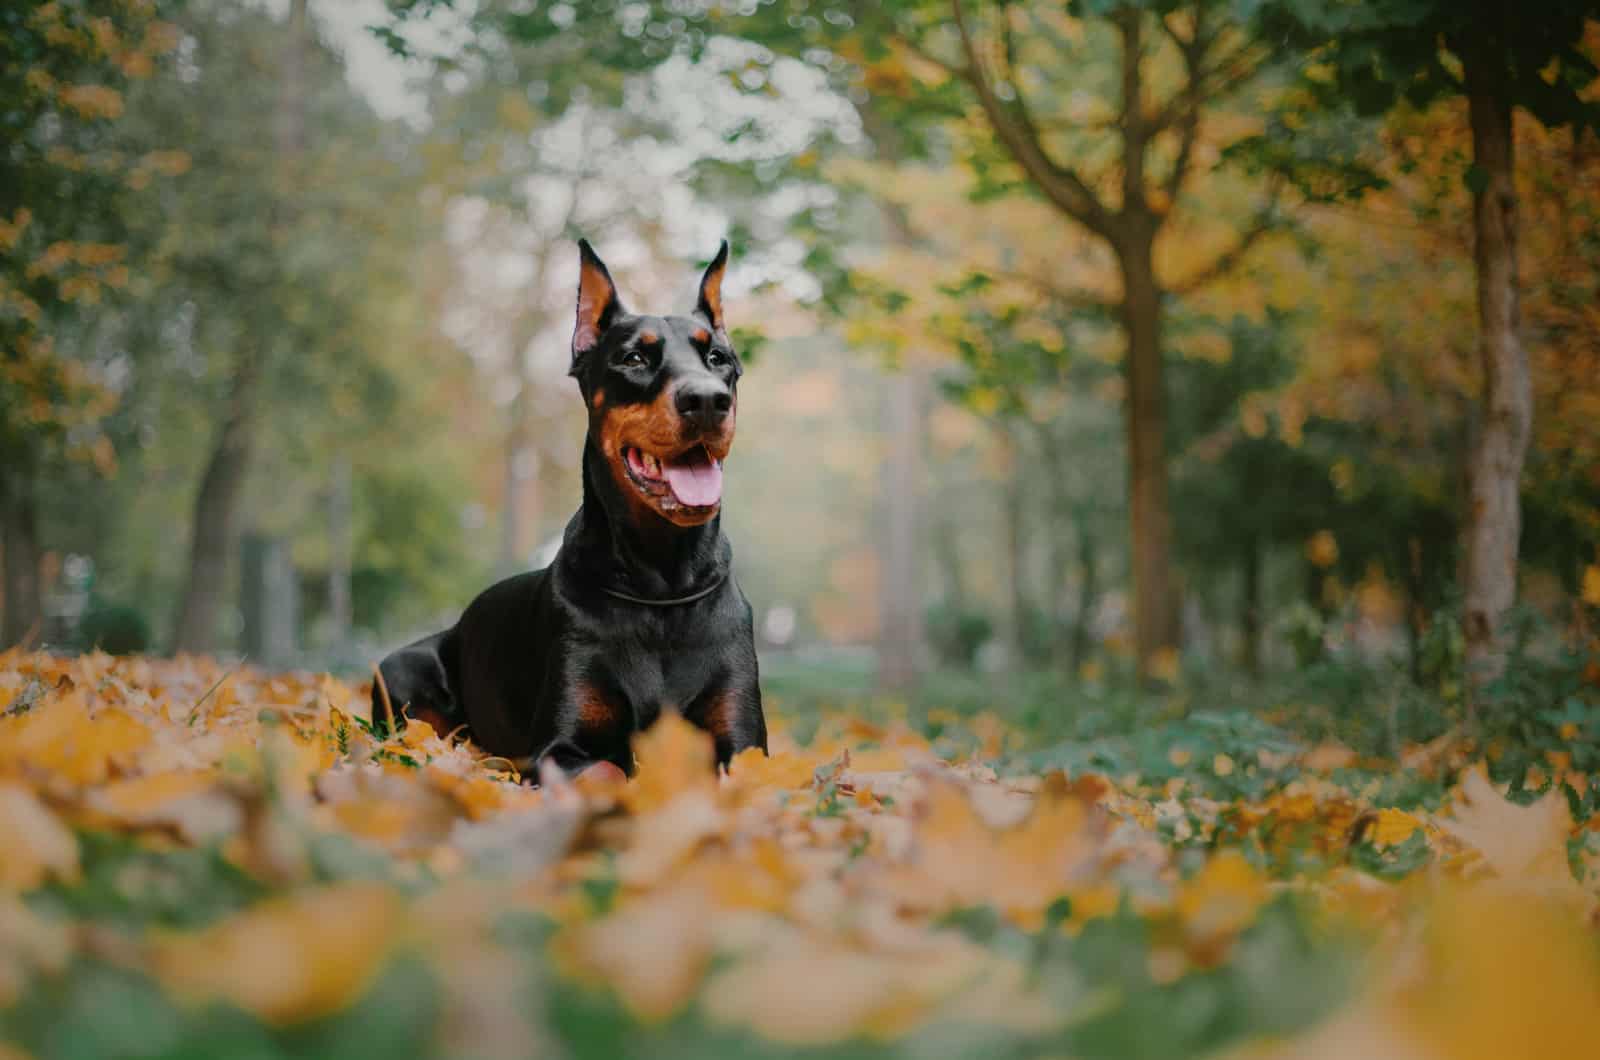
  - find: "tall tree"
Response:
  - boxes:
[170,0,309,653]
[0,1,175,647]
[828,2,1282,678]
[1263,1,1600,699]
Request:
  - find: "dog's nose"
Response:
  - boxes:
[674,382,733,430]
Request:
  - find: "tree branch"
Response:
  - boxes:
[1117,6,1148,215]
[1169,187,1283,295]
[948,0,1115,239]
[1153,37,1271,133]
[1157,7,1208,211]
[1002,269,1115,314]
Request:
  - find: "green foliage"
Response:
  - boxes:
[1256,0,1600,129]
[923,602,994,668]
[74,602,151,655]
[29,831,270,930]
[1,955,441,1060]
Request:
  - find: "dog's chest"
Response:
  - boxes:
[588,622,727,725]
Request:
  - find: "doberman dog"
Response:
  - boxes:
[371,240,767,779]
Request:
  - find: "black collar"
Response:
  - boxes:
[600,571,728,607]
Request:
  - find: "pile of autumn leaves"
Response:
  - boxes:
[1,651,1598,1060]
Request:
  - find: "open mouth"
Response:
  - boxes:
[622,444,724,512]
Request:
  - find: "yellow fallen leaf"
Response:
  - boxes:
[622,712,716,815]
[0,693,151,786]
[680,838,801,914]
[1175,850,1268,954]
[1439,767,1573,884]
[93,769,217,815]
[882,776,1102,926]
[558,887,714,1021]
[0,894,73,1007]
[1369,808,1423,848]
[1404,886,1600,1060]
[700,941,951,1045]
[0,784,78,891]
[152,882,402,1025]
[319,767,461,853]
[1302,742,1358,771]
[726,746,823,792]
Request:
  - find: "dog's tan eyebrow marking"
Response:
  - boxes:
[637,329,659,346]
[690,328,711,346]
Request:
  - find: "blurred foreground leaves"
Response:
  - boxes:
[1,651,1598,1060]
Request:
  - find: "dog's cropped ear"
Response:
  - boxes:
[695,240,730,333]
[572,239,622,372]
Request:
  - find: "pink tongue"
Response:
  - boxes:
[663,450,723,507]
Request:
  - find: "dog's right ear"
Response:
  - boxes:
[571,239,622,373]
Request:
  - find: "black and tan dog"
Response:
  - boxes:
[372,240,766,779]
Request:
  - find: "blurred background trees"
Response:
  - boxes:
[2,0,1598,744]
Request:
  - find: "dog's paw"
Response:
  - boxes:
[574,759,628,796]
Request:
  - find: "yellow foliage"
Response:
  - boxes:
[58,84,124,120]
[1582,564,1600,608]
[1305,530,1339,570]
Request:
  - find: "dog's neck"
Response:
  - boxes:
[564,437,729,598]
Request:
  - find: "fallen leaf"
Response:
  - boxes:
[0,783,78,891]
[152,882,402,1024]
[1438,767,1573,884]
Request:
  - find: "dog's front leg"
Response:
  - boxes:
[685,676,767,768]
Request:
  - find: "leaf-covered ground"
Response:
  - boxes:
[1,652,1598,1060]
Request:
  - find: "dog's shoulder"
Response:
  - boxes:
[459,567,551,631]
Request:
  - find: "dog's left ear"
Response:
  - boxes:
[572,239,622,372]
[695,240,730,332]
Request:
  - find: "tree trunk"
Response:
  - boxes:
[1002,431,1029,667]
[327,455,352,647]
[1070,512,1098,676]
[877,368,924,692]
[171,360,262,653]
[1461,66,1531,703]
[1404,537,1425,685]
[1032,422,1074,668]
[1119,226,1179,680]
[1046,507,1072,668]
[1240,537,1262,677]
[0,463,43,649]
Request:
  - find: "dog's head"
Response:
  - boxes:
[568,240,741,528]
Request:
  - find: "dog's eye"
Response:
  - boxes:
[706,350,727,368]
[620,349,648,368]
